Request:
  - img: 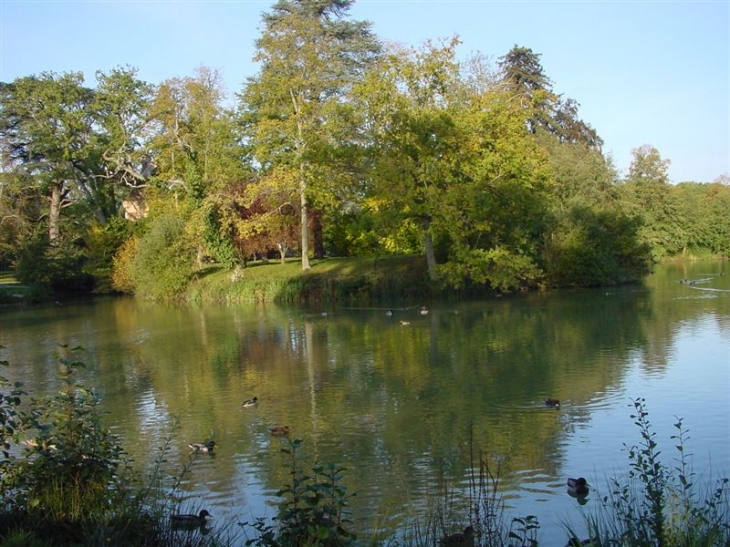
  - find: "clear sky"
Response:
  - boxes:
[1,0,728,183]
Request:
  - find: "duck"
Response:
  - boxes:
[567,477,589,496]
[242,396,258,408]
[269,426,291,436]
[420,306,429,315]
[400,320,411,326]
[439,525,475,546]
[386,309,394,317]
[544,398,561,408]
[189,441,216,452]
[170,509,212,527]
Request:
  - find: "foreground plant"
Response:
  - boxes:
[242,437,356,547]
[584,398,730,547]
[0,346,229,546]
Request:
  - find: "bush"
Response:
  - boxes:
[14,234,95,293]
[243,438,356,547]
[128,214,197,300]
[0,346,231,546]
[573,398,730,547]
[0,347,129,538]
[81,217,133,293]
[544,207,653,287]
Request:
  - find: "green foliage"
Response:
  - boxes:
[543,207,653,286]
[203,207,241,269]
[244,438,356,547]
[129,214,197,300]
[437,247,542,292]
[14,233,95,292]
[498,45,602,148]
[620,146,690,260]
[110,235,139,294]
[508,515,540,547]
[3,347,127,524]
[80,217,134,292]
[240,0,381,270]
[674,182,730,257]
[587,398,730,547]
[0,348,234,546]
[0,348,25,464]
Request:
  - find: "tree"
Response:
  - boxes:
[239,0,380,270]
[498,45,602,149]
[92,67,154,210]
[621,145,688,259]
[147,67,248,267]
[355,38,463,279]
[356,39,553,289]
[0,73,96,243]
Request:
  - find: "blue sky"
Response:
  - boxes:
[1,0,728,183]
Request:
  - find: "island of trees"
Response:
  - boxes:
[1,0,728,302]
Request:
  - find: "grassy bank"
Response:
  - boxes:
[0,271,39,304]
[186,256,443,305]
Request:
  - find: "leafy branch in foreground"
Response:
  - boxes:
[583,398,730,547]
[243,437,356,547]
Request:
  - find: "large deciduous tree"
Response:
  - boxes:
[356,38,554,289]
[93,67,154,209]
[0,72,96,243]
[0,69,153,242]
[239,0,380,270]
[621,144,688,259]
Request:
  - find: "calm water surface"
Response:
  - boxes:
[2,260,729,545]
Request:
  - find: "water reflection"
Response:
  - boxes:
[1,260,728,545]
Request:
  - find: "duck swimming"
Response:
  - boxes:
[269,426,291,436]
[171,509,212,527]
[242,397,258,408]
[544,398,561,408]
[567,477,589,496]
[189,441,216,452]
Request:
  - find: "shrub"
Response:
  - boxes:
[128,214,197,300]
[14,234,95,292]
[243,438,356,547]
[577,398,730,547]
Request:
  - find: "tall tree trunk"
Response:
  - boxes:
[424,219,437,280]
[299,165,311,271]
[48,183,62,245]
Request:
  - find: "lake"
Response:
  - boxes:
[1,260,728,545]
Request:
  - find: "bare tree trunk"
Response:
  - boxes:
[299,164,311,271]
[48,183,62,245]
[423,219,437,280]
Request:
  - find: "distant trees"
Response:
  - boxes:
[1,15,726,298]
[619,145,689,260]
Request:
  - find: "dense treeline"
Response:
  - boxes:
[1,0,728,300]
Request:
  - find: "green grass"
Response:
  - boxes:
[0,271,37,303]
[187,255,435,305]
[0,271,20,284]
